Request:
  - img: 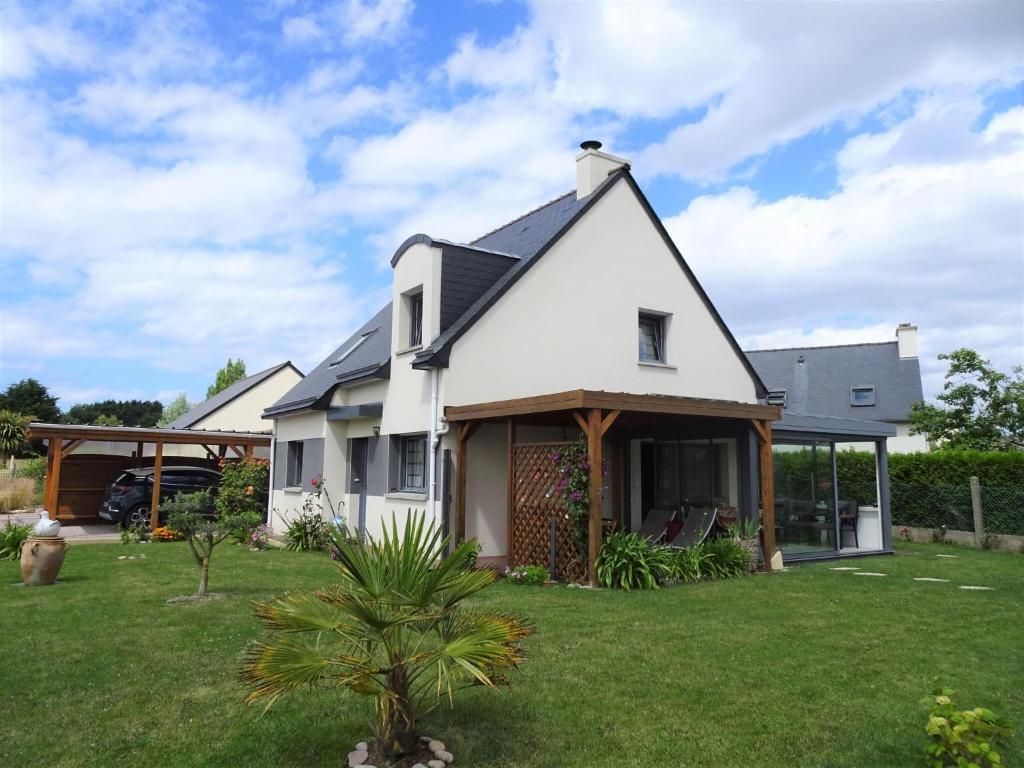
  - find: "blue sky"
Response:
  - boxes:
[2,0,1022,411]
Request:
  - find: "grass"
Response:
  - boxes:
[1,541,1022,767]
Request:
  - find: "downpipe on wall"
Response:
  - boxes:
[427,367,449,531]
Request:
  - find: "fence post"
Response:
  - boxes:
[549,517,558,582]
[970,476,984,548]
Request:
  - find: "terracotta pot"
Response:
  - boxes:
[21,537,69,586]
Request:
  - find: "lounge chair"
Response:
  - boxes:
[636,508,674,543]
[667,506,718,548]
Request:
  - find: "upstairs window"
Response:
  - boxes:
[286,441,304,487]
[851,386,876,406]
[638,312,666,363]
[400,435,426,491]
[408,291,423,348]
[766,390,787,407]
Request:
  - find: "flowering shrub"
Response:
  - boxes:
[216,457,269,544]
[923,685,1013,767]
[277,475,345,552]
[152,526,184,542]
[506,564,548,585]
[249,525,270,550]
[550,439,608,562]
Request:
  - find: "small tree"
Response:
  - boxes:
[157,393,192,427]
[0,410,33,464]
[207,358,247,399]
[910,349,1024,451]
[93,414,123,426]
[164,491,248,597]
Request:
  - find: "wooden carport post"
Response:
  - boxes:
[149,442,163,530]
[44,438,64,516]
[752,419,777,570]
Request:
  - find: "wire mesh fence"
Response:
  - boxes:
[891,481,1024,537]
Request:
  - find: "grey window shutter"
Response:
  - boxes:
[273,440,288,490]
[366,436,387,496]
[301,438,325,492]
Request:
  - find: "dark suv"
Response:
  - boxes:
[99,467,221,528]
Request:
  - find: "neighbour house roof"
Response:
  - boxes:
[267,167,768,418]
[168,361,302,429]
[263,303,392,418]
[745,341,924,423]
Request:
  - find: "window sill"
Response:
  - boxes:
[638,360,677,370]
[395,345,423,357]
[386,491,427,501]
[283,486,303,494]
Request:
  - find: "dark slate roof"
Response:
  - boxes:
[471,189,589,258]
[263,303,392,418]
[439,245,519,332]
[169,361,302,429]
[745,341,923,423]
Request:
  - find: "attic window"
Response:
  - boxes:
[329,331,374,367]
[638,312,667,363]
[766,390,787,407]
[408,291,423,348]
[851,386,876,406]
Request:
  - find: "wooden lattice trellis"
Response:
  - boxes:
[510,442,585,582]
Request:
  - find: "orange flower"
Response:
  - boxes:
[245,485,254,495]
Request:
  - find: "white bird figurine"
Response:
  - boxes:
[34,511,61,538]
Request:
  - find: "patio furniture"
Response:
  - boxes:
[637,508,674,543]
[839,499,859,547]
[667,506,718,548]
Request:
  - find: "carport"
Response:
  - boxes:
[27,423,272,528]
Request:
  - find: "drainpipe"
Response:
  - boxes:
[427,367,441,529]
[266,420,277,531]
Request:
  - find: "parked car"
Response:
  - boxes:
[99,467,222,528]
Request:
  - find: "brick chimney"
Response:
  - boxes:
[896,323,918,358]
[576,140,629,199]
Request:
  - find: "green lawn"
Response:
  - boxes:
[1,541,1022,767]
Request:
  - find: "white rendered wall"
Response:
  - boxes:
[192,367,302,433]
[444,179,759,407]
[888,422,930,453]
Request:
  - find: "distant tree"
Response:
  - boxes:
[63,400,163,427]
[93,414,123,427]
[207,358,247,399]
[0,410,33,463]
[0,379,60,424]
[910,349,1024,451]
[157,394,193,428]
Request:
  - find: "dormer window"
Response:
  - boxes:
[766,390,787,407]
[638,311,667,363]
[407,290,423,348]
[851,386,875,406]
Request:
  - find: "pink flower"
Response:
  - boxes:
[311,476,319,487]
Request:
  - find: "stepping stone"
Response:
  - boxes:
[936,554,958,558]
[831,567,859,571]
[854,572,887,576]
[913,577,949,582]
[959,585,993,591]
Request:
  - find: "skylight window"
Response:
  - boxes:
[329,330,374,367]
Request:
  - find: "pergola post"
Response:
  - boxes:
[150,442,163,529]
[754,419,777,570]
[584,408,619,587]
[506,418,516,567]
[244,444,254,459]
[455,421,479,545]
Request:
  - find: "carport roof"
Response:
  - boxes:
[27,423,272,446]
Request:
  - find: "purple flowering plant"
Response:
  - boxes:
[551,438,609,559]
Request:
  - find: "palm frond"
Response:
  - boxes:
[252,592,349,633]
[239,638,357,708]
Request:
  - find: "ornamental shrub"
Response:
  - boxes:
[923,685,1013,767]
[0,521,32,560]
[595,530,672,590]
[506,564,548,585]
[215,457,269,543]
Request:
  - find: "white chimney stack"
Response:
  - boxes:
[576,140,629,199]
[896,323,918,358]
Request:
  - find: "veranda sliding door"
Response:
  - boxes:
[772,440,838,557]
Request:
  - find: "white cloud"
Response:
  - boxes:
[282,14,323,44]
[665,101,1024,397]
[334,0,413,45]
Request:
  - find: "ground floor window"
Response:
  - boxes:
[286,441,304,487]
[645,438,737,512]
[772,440,836,557]
[400,435,427,491]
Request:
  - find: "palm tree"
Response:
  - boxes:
[239,513,532,760]
[0,410,33,465]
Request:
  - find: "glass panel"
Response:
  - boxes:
[402,436,425,490]
[835,442,882,551]
[772,440,837,557]
[638,316,661,361]
[680,441,711,506]
[851,387,875,406]
[654,442,678,508]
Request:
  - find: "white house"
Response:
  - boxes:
[265,143,896,579]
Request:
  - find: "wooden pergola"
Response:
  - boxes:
[444,389,781,586]
[28,423,272,528]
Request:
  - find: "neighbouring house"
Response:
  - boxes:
[746,325,928,453]
[265,142,896,579]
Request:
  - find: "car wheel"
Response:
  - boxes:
[124,505,152,529]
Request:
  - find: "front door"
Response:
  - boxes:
[350,438,369,538]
